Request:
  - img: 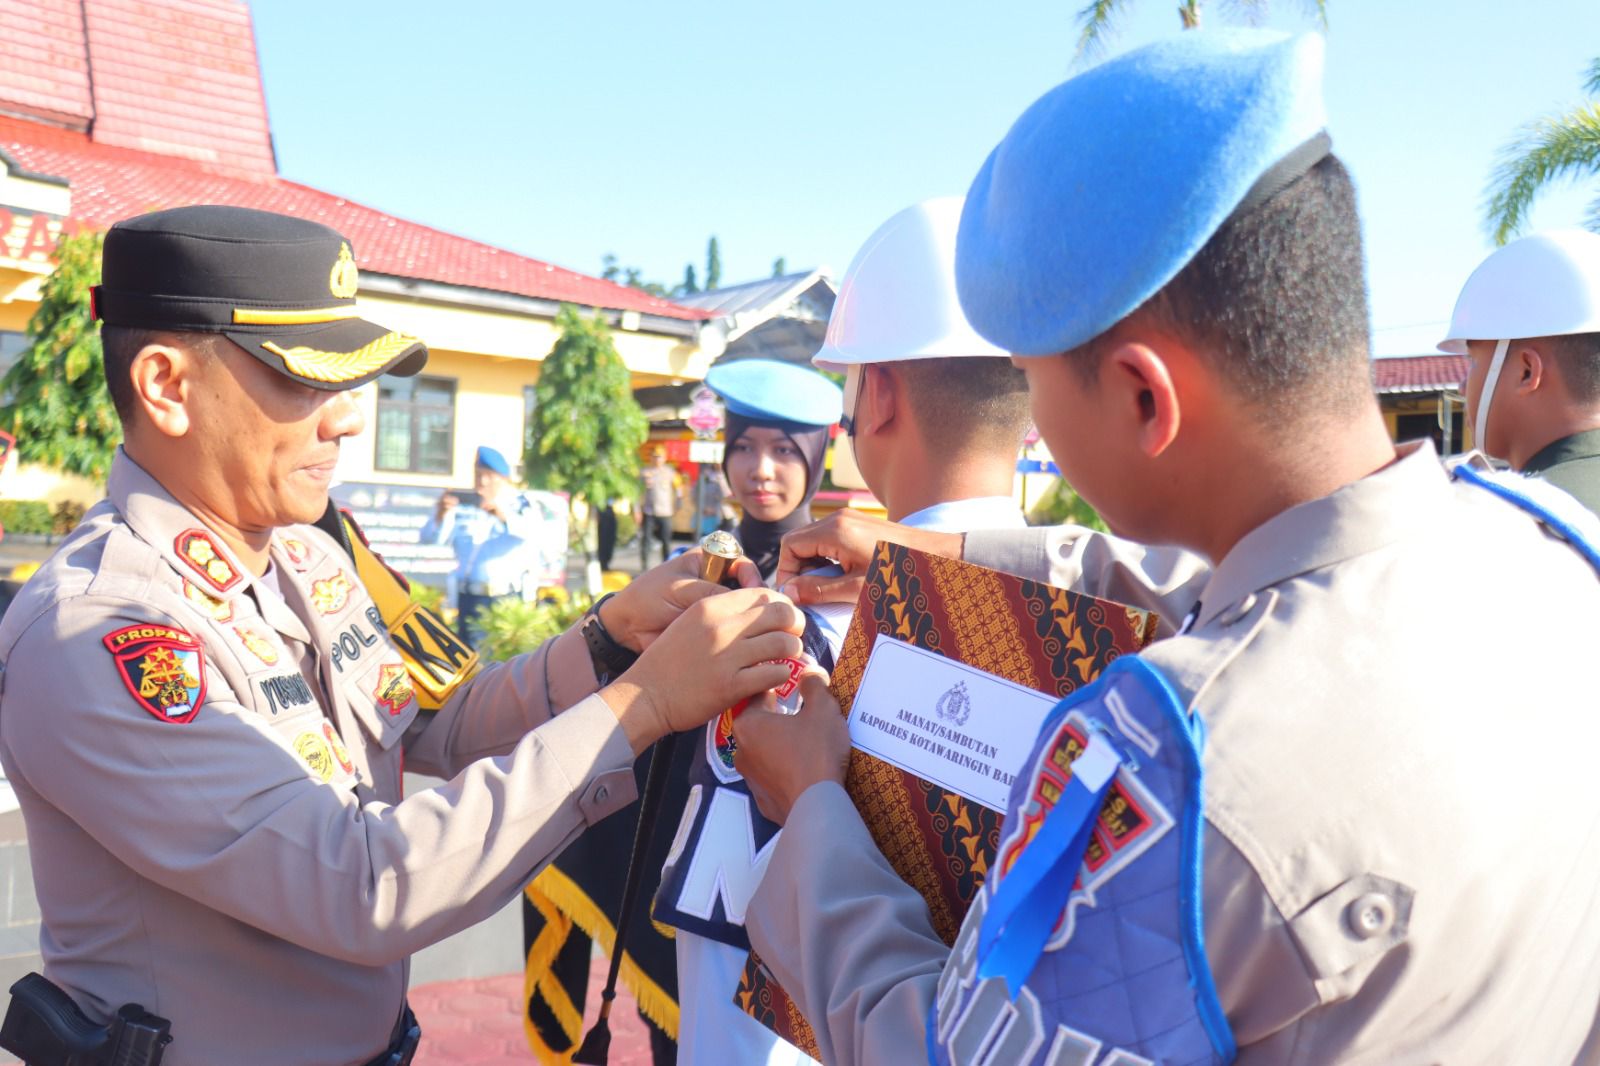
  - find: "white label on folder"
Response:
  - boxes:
[847,636,1058,813]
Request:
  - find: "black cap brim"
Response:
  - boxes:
[223,318,428,391]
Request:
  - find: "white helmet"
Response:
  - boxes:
[1438,229,1600,454]
[812,196,1007,372]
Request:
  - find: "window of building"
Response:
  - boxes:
[375,376,456,474]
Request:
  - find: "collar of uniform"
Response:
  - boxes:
[1193,440,1445,628]
[108,448,253,601]
[1522,427,1600,475]
[899,496,1027,533]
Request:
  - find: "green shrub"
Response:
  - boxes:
[0,501,55,535]
[408,582,445,616]
[474,595,591,662]
[1026,478,1109,532]
[613,507,638,547]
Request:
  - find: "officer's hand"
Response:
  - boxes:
[775,510,962,606]
[598,547,762,652]
[733,672,849,825]
[435,492,459,519]
[602,589,806,751]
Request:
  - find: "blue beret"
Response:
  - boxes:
[474,445,511,477]
[703,358,842,427]
[957,30,1328,356]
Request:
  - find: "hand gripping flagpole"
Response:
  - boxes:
[573,532,743,1064]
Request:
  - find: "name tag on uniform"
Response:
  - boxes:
[383,602,480,710]
[848,637,1056,813]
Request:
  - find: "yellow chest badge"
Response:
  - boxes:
[310,571,354,615]
[294,730,336,782]
[183,580,234,623]
[329,242,359,299]
[234,626,279,666]
[373,662,415,716]
[175,529,241,593]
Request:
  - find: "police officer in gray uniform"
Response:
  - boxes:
[734,31,1600,1065]
[0,205,804,1066]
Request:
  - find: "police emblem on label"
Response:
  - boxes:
[935,681,972,727]
[329,242,360,299]
[373,662,414,716]
[234,626,279,665]
[708,706,742,783]
[997,711,1174,952]
[322,722,355,775]
[183,580,233,622]
[311,571,354,615]
[282,537,312,570]
[103,624,208,724]
[294,731,335,782]
[176,529,241,593]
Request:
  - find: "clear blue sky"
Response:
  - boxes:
[252,1,1600,357]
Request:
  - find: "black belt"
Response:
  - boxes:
[360,1005,420,1066]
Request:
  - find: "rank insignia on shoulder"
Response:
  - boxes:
[373,661,414,716]
[311,571,354,615]
[103,624,208,724]
[184,580,234,622]
[234,626,279,666]
[282,537,313,570]
[176,529,241,593]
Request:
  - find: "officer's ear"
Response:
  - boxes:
[1512,343,1547,395]
[128,340,200,439]
[1102,339,1183,460]
[856,364,898,437]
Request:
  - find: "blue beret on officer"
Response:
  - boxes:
[956,30,1329,356]
[94,204,428,390]
[474,446,512,477]
[703,358,842,428]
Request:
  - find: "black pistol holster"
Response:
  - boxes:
[0,972,171,1065]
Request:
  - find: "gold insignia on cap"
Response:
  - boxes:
[262,332,420,385]
[329,242,360,300]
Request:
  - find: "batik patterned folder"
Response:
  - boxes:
[735,541,1161,1055]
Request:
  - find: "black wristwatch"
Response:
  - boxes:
[581,592,639,684]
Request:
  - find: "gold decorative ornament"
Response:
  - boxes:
[698,530,742,586]
[262,332,419,384]
[328,242,360,299]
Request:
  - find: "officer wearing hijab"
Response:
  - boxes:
[703,359,842,581]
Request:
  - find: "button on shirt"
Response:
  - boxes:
[0,451,638,1066]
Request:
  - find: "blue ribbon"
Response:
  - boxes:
[975,735,1119,999]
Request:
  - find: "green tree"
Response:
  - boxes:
[771,256,787,277]
[524,305,649,559]
[705,235,722,290]
[678,263,700,296]
[1485,59,1600,246]
[1075,0,1326,57]
[0,229,119,481]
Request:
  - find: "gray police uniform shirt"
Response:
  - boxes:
[0,450,638,1066]
[745,442,1600,1064]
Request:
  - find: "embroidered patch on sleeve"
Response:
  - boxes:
[310,571,354,615]
[294,730,336,781]
[103,624,208,724]
[372,662,414,716]
[322,722,355,775]
[176,529,241,593]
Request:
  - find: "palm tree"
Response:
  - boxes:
[1485,60,1600,246]
[1075,0,1327,59]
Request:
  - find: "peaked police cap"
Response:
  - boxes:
[94,205,428,390]
[956,30,1329,356]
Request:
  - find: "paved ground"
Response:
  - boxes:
[412,963,654,1065]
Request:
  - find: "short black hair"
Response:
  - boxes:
[100,327,223,423]
[1078,154,1373,422]
[1540,332,1600,404]
[895,356,1033,457]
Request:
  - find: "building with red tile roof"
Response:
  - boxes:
[1373,354,1470,456]
[0,0,717,555]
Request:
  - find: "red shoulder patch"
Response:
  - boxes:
[103,624,208,724]
[175,529,242,593]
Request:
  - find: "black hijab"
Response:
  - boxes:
[722,411,831,581]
